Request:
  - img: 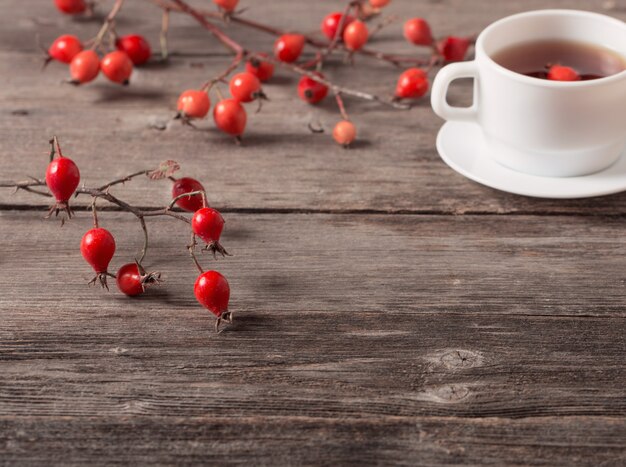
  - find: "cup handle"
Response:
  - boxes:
[431,61,479,122]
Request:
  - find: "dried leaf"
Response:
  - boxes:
[148,160,180,180]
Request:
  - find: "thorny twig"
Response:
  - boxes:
[150,0,438,68]
[148,0,413,110]
[1,163,195,266]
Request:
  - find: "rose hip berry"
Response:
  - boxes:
[54,0,86,15]
[343,20,369,51]
[116,263,144,296]
[274,34,305,63]
[45,149,80,218]
[321,12,354,40]
[115,34,151,66]
[369,0,391,7]
[548,65,580,82]
[172,177,206,212]
[48,35,83,64]
[177,90,210,119]
[229,72,264,103]
[245,54,274,82]
[395,68,429,99]
[333,120,357,147]
[194,270,232,331]
[192,207,229,257]
[213,99,247,137]
[81,227,116,288]
[46,157,80,203]
[403,18,433,46]
[298,73,328,104]
[116,262,161,297]
[438,36,471,62]
[101,50,133,85]
[213,0,238,12]
[69,50,100,84]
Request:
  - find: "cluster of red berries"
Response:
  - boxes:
[51,0,474,148]
[50,0,152,85]
[47,31,151,85]
[43,138,233,330]
[176,70,260,139]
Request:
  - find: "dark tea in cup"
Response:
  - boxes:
[491,39,626,81]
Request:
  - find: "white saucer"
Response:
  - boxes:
[436,121,626,199]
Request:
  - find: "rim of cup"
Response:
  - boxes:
[476,9,626,88]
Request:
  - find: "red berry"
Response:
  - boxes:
[438,36,471,62]
[194,270,230,319]
[69,50,100,84]
[333,120,357,147]
[274,34,305,63]
[229,72,263,103]
[172,177,206,212]
[321,12,355,40]
[81,228,116,277]
[547,65,580,82]
[369,0,390,7]
[116,263,144,296]
[54,0,86,14]
[395,68,429,99]
[403,18,433,46]
[101,50,133,85]
[298,73,328,104]
[48,35,83,64]
[213,0,238,12]
[343,20,369,51]
[213,99,247,137]
[45,156,80,203]
[245,54,274,82]
[177,90,210,119]
[192,207,228,256]
[115,34,151,66]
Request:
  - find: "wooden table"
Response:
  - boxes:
[1,0,625,464]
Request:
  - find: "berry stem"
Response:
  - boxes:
[168,190,207,210]
[50,136,63,159]
[188,234,204,273]
[90,0,125,52]
[335,92,350,121]
[160,7,171,61]
[91,197,99,228]
[138,216,149,264]
[201,52,245,91]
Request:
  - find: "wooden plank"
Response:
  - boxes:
[1,0,625,214]
[1,417,625,465]
[1,211,625,317]
[1,212,625,464]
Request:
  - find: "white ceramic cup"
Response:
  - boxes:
[431,10,626,177]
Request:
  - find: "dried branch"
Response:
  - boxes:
[150,0,436,68]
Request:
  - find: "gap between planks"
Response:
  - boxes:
[3,203,626,217]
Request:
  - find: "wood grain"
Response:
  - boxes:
[1,211,626,464]
[1,0,625,214]
[1,0,626,465]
